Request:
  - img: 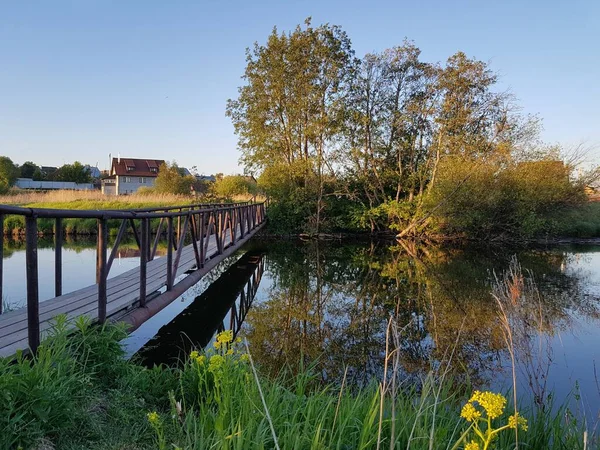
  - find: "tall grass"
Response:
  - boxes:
[0,189,195,207]
[0,315,595,450]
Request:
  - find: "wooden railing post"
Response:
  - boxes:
[139,218,148,306]
[145,218,151,262]
[25,216,40,353]
[54,217,62,297]
[199,212,205,266]
[97,218,108,323]
[166,216,174,291]
[0,213,3,315]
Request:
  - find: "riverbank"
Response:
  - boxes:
[0,319,593,450]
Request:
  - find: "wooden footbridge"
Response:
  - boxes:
[0,201,266,357]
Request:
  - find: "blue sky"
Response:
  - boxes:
[0,0,598,174]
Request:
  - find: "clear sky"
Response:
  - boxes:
[0,0,598,175]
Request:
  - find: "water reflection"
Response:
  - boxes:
[7,234,597,412]
[1,236,167,310]
[233,240,600,411]
[137,249,266,366]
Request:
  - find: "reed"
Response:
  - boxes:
[0,189,194,207]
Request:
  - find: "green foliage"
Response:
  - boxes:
[0,156,19,193]
[50,161,92,184]
[154,161,196,195]
[212,175,257,199]
[227,21,585,238]
[427,157,586,240]
[19,161,39,179]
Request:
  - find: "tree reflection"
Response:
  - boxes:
[241,240,600,389]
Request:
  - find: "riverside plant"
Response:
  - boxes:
[0,317,595,449]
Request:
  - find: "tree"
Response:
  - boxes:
[154,162,196,195]
[19,161,39,179]
[212,175,258,199]
[52,161,92,183]
[228,22,590,239]
[227,18,354,232]
[0,156,19,193]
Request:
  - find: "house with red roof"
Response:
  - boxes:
[101,157,165,195]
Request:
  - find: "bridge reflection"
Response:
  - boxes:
[137,249,266,367]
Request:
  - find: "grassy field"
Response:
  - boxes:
[0,318,593,450]
[0,190,259,236]
[0,189,198,210]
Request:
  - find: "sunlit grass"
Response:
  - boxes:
[0,189,196,209]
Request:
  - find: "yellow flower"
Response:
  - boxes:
[190,350,199,360]
[196,355,206,365]
[240,353,250,363]
[209,354,225,373]
[469,391,507,419]
[461,402,481,422]
[464,441,480,450]
[226,348,234,356]
[508,413,528,431]
[146,411,160,425]
[216,330,234,345]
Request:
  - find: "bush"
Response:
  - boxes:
[427,157,586,240]
[212,175,257,200]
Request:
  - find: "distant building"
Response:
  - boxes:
[101,157,165,195]
[15,178,94,191]
[84,165,101,179]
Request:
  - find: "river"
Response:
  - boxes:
[2,236,600,420]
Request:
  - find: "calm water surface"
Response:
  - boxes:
[2,236,600,420]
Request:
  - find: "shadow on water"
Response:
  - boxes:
[136,248,266,367]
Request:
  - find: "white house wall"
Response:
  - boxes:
[117,176,157,195]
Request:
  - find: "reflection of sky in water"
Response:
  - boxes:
[2,246,141,309]
[490,248,600,422]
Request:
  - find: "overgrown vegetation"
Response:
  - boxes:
[0,320,593,450]
[227,20,598,239]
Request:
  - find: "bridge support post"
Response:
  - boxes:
[54,217,62,297]
[0,214,3,315]
[97,218,108,323]
[140,218,148,306]
[167,217,173,291]
[25,216,40,353]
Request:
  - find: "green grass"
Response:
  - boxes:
[0,319,594,450]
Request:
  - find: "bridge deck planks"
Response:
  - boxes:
[0,228,240,358]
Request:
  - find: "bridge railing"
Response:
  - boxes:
[0,201,266,353]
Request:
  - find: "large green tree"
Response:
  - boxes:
[228,21,588,239]
[227,18,354,232]
[51,161,92,184]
